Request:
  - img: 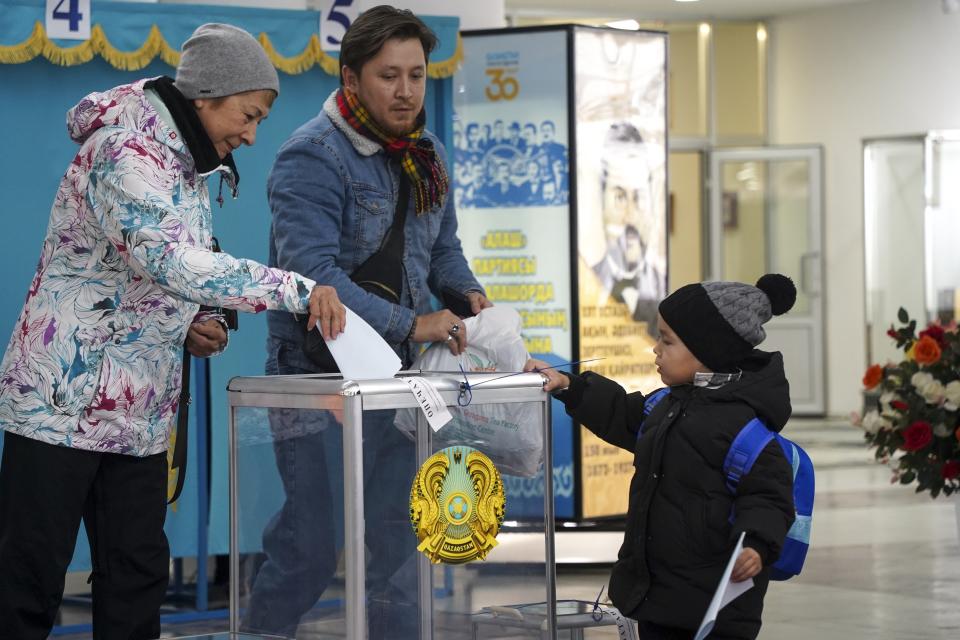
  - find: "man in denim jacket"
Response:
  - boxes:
[244,6,490,639]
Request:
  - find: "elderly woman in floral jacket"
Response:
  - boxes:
[0,24,345,640]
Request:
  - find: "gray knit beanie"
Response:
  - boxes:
[174,23,279,100]
[658,274,797,371]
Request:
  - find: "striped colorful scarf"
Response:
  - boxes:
[337,88,449,215]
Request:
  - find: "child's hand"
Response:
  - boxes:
[523,358,569,392]
[731,547,762,582]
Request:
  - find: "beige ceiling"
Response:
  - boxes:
[505,0,881,20]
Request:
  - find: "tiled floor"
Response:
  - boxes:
[52,418,960,639]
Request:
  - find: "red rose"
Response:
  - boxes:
[901,421,933,452]
[890,400,909,411]
[942,460,960,480]
[919,324,945,344]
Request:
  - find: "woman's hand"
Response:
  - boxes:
[466,291,493,315]
[186,319,227,357]
[523,358,569,392]
[731,547,762,582]
[307,285,346,340]
[414,309,467,355]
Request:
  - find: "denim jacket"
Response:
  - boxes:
[266,92,481,361]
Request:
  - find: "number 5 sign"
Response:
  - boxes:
[319,0,360,52]
[45,0,90,40]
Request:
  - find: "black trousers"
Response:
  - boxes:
[0,431,170,640]
[637,620,755,640]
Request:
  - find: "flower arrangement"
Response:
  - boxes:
[855,308,960,498]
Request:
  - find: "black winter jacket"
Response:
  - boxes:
[559,350,795,638]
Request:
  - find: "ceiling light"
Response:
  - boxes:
[699,23,711,36]
[676,0,703,3]
[606,19,640,30]
[757,25,768,42]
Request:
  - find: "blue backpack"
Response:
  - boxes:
[641,388,814,581]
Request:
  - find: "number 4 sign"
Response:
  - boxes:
[46,0,91,40]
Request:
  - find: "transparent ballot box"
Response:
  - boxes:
[227,372,558,639]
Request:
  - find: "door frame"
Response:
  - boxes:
[708,146,825,415]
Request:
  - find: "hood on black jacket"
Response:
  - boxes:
[704,349,792,431]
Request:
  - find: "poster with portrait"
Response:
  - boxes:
[454,29,575,519]
[574,28,668,519]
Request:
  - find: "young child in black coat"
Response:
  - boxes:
[527,274,798,640]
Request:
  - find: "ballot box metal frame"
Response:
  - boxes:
[226,371,557,639]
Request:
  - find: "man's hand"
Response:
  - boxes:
[307,285,346,340]
[186,319,227,357]
[523,358,568,392]
[466,291,493,316]
[731,547,762,582]
[414,309,467,355]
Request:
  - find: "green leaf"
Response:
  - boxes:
[901,471,916,484]
[898,307,909,323]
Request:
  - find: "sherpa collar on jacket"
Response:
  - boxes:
[323,90,381,157]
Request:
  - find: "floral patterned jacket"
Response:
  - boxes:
[0,79,315,456]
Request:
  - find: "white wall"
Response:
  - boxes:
[769,0,960,415]
[157,0,505,29]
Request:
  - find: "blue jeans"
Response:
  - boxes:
[242,340,418,638]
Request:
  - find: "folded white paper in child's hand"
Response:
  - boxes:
[694,531,754,640]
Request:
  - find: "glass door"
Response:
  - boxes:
[924,132,960,325]
[709,147,825,415]
[863,137,925,365]
[863,132,960,368]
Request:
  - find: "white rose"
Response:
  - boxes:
[860,410,890,435]
[911,371,934,390]
[920,379,945,405]
[879,391,905,415]
[944,380,960,412]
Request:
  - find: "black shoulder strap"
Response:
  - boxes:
[377,174,410,260]
[169,237,233,505]
[169,349,190,504]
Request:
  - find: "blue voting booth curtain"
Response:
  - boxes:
[0,0,457,571]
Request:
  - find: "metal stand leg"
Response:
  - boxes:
[416,411,434,640]
[228,405,239,633]
[343,394,368,640]
[543,398,557,640]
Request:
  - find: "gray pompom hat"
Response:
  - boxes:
[174,23,279,100]
[657,274,797,371]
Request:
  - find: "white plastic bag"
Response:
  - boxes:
[395,306,544,477]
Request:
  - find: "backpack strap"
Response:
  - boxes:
[637,387,670,438]
[643,388,670,417]
[722,417,774,493]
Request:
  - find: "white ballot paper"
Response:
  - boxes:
[321,306,402,380]
[402,377,453,432]
[694,531,754,640]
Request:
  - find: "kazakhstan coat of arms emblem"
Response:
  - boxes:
[409,446,505,564]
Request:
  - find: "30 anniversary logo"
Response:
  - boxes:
[409,446,505,564]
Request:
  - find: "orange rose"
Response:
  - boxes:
[862,364,883,389]
[913,335,942,365]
